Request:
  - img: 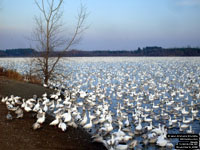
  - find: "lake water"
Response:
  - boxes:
[0,57,200,149]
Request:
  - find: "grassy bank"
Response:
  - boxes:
[0,66,41,84]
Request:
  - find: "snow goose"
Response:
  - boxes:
[62,110,72,123]
[58,120,67,131]
[24,103,32,112]
[191,107,198,115]
[183,116,192,124]
[124,116,130,127]
[43,103,48,112]
[135,118,142,131]
[181,107,189,115]
[153,103,159,109]
[115,143,128,150]
[37,112,45,124]
[15,107,23,118]
[83,112,93,129]
[33,100,40,112]
[1,96,8,103]
[178,122,189,131]
[148,132,157,144]
[186,125,193,134]
[169,116,177,124]
[80,112,88,126]
[156,134,168,147]
[144,114,152,122]
[32,122,41,130]
[144,106,151,112]
[50,114,61,126]
[145,121,153,131]
[152,123,162,135]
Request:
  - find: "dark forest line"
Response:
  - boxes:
[0,46,200,57]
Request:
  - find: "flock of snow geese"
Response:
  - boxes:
[1,57,200,150]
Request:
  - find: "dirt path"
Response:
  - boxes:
[0,77,106,150]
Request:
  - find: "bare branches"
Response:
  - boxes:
[63,4,88,52]
[32,0,88,84]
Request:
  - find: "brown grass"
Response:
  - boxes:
[0,66,41,84]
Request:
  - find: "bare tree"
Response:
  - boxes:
[32,0,88,84]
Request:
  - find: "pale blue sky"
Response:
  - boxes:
[0,0,200,50]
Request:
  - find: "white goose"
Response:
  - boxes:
[15,107,23,118]
[83,112,93,129]
[156,133,168,147]
[1,96,8,103]
[181,107,189,115]
[183,116,192,124]
[80,112,88,126]
[178,122,189,131]
[100,121,113,133]
[33,101,40,112]
[186,125,193,134]
[24,103,32,112]
[50,114,61,126]
[146,121,153,131]
[135,118,142,131]
[153,103,159,109]
[32,122,41,130]
[152,123,162,135]
[62,110,72,123]
[124,116,130,127]
[36,112,45,124]
[144,114,152,122]
[58,120,67,131]
[169,116,177,124]
[191,108,198,115]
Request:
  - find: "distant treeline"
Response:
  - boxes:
[0,47,200,57]
[0,49,35,57]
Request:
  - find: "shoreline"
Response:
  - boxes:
[0,77,106,150]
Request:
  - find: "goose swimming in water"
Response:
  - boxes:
[186,125,193,134]
[178,122,189,131]
[156,132,168,147]
[144,114,152,122]
[83,112,93,129]
[181,107,189,115]
[145,121,153,131]
[152,123,162,135]
[80,112,88,126]
[135,118,142,131]
[191,107,198,115]
[153,103,159,109]
[114,143,128,150]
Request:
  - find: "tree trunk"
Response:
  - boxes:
[44,74,48,84]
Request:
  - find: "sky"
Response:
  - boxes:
[0,0,200,50]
